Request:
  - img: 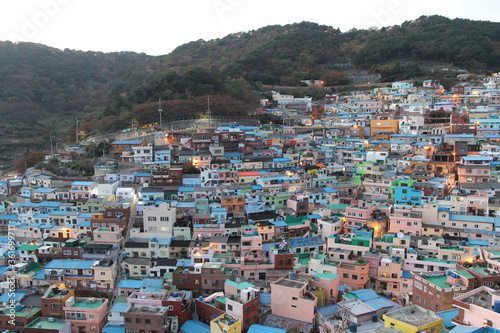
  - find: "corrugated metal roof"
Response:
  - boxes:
[180,320,210,333]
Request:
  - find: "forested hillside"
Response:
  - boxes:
[0,15,499,168]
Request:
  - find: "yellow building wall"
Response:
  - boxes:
[383,315,443,333]
[210,315,242,333]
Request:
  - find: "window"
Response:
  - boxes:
[136,318,141,323]
[100,271,106,276]
[292,297,298,300]
[352,275,358,280]
[89,314,95,320]
[145,319,150,324]
[343,273,349,278]
[227,304,233,311]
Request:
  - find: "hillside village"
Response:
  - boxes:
[1,74,500,333]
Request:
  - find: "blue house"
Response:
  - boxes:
[394,186,421,205]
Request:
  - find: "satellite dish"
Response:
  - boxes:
[396,232,404,239]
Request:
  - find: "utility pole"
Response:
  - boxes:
[207,95,211,128]
[158,98,163,131]
[76,117,79,144]
[50,133,53,155]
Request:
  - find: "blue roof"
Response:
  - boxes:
[102,325,126,333]
[180,320,210,333]
[401,271,413,279]
[339,285,351,293]
[71,181,95,186]
[178,186,195,192]
[318,304,341,317]
[140,278,164,292]
[34,188,54,193]
[134,172,150,177]
[78,221,91,227]
[467,239,489,246]
[0,266,11,276]
[0,291,28,303]
[450,214,500,225]
[46,259,96,270]
[462,156,492,161]
[118,279,142,289]
[272,220,288,228]
[248,324,288,333]
[111,302,129,313]
[49,211,68,216]
[176,259,192,267]
[307,214,322,219]
[437,309,459,328]
[364,297,400,311]
[0,215,19,221]
[347,289,379,301]
[157,238,171,246]
[176,202,195,208]
[448,327,486,333]
[289,237,325,248]
[260,292,271,305]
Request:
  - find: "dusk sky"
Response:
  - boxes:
[1,0,499,56]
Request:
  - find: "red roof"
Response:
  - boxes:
[316,164,327,168]
[238,171,260,176]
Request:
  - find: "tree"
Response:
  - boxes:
[183,161,200,174]
[231,77,249,100]
[320,70,352,86]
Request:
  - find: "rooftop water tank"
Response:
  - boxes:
[494,300,500,314]
[349,322,357,332]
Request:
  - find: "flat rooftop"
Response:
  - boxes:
[461,290,492,308]
[385,305,442,327]
[275,279,305,289]
[70,299,104,309]
[127,305,167,314]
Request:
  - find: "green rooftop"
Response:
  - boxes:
[422,258,457,264]
[328,204,348,210]
[203,262,222,269]
[71,299,104,309]
[468,265,492,277]
[423,276,449,289]
[19,262,43,275]
[214,295,230,304]
[225,279,255,290]
[25,317,67,329]
[456,270,474,279]
[10,307,41,317]
[19,244,41,251]
[315,272,339,280]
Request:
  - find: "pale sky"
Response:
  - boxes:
[0,0,499,56]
